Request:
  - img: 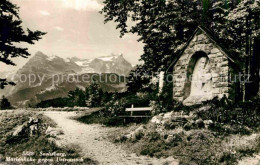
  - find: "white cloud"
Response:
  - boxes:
[62,0,102,11]
[53,26,64,31]
[39,10,50,16]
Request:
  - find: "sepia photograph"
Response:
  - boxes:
[0,0,259,164]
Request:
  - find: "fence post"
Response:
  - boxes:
[131,104,134,116]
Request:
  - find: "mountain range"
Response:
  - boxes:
[0,51,133,107]
[17,51,133,75]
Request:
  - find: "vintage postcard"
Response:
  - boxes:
[0,0,259,164]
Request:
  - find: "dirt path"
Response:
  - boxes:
[238,155,260,165]
[43,111,178,165]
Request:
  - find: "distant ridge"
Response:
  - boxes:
[0,51,132,107]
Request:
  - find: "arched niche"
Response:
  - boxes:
[183,51,213,100]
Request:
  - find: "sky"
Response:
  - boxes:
[0,0,144,71]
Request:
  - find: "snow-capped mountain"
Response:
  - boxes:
[17,52,82,75]
[1,51,132,107]
[69,53,133,75]
[15,51,133,75]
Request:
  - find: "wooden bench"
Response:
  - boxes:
[119,105,152,123]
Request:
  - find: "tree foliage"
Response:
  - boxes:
[0,95,12,110]
[126,65,152,93]
[85,82,104,107]
[68,88,86,107]
[37,83,111,108]
[101,0,260,94]
[102,0,205,72]
[0,0,46,88]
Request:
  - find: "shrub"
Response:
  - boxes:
[105,95,126,116]
[36,97,71,108]
[76,109,125,127]
[149,77,174,115]
[105,92,154,116]
[0,95,12,110]
[195,96,260,134]
[85,82,106,107]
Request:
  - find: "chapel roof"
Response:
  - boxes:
[166,26,240,72]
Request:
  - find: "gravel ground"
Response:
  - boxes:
[43,111,178,165]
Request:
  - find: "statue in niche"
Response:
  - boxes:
[190,57,213,96]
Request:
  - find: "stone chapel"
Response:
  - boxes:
[167,26,240,105]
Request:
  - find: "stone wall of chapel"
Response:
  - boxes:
[173,31,234,102]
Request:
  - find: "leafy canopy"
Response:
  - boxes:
[0,0,46,88]
[101,0,259,72]
[101,0,259,93]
